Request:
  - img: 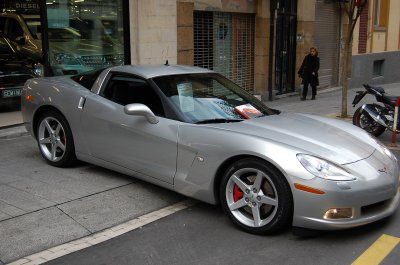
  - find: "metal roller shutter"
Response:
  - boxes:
[194,11,255,92]
[314,0,340,88]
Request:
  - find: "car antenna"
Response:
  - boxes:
[165,60,169,66]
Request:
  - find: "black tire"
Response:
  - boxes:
[36,110,77,167]
[220,158,293,234]
[353,107,386,137]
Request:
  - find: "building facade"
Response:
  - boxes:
[126,0,361,99]
[1,0,399,107]
[351,0,400,88]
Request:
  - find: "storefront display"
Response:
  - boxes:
[0,0,128,125]
[46,0,125,75]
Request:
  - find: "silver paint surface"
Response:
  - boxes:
[21,65,400,230]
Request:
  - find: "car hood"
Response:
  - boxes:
[210,113,378,165]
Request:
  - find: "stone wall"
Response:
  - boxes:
[254,0,269,98]
[177,2,194,65]
[350,51,400,88]
[129,0,177,65]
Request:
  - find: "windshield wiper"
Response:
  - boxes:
[195,118,244,124]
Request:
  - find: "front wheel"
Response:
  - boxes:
[220,158,293,234]
[353,107,386,137]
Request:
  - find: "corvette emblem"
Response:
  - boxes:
[378,167,388,174]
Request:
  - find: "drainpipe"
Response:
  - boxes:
[268,0,276,101]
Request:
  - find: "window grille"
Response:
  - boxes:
[194,11,255,93]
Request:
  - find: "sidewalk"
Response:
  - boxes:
[266,82,400,116]
[0,136,183,263]
[0,111,22,128]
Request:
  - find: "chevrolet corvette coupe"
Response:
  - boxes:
[21,65,400,234]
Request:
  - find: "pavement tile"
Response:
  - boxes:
[0,173,25,184]
[6,258,30,265]
[26,165,134,196]
[0,185,54,212]
[0,207,90,263]
[6,178,83,204]
[57,182,184,233]
[0,211,11,221]
[0,200,26,217]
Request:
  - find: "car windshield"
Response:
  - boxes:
[25,18,41,39]
[153,73,277,123]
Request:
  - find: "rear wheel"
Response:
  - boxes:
[353,107,386,137]
[220,158,293,234]
[37,110,77,167]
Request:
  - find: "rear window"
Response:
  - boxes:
[71,68,105,89]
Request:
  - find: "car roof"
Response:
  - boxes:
[108,64,213,79]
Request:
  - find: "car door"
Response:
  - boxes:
[80,73,179,184]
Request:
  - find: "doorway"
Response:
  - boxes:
[274,0,297,95]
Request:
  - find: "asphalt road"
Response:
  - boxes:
[44,152,400,265]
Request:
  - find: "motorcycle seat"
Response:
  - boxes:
[382,94,399,106]
[386,95,399,101]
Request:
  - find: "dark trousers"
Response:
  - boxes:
[302,82,317,98]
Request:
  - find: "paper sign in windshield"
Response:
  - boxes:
[234,104,262,119]
[177,83,194,112]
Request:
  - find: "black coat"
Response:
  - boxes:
[298,54,320,86]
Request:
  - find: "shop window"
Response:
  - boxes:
[0,17,6,33]
[373,59,384,77]
[6,19,24,41]
[374,0,389,29]
[0,0,42,125]
[46,0,125,76]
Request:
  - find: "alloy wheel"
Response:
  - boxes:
[225,168,278,228]
[38,117,67,162]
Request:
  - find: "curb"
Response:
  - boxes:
[0,125,29,139]
[8,200,196,265]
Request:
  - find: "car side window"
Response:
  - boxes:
[0,37,13,55]
[6,18,24,41]
[101,74,165,117]
[0,18,6,34]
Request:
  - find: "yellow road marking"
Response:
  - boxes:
[352,234,400,265]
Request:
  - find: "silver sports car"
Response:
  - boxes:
[22,65,400,234]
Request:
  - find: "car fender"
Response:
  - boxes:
[175,124,314,204]
[23,77,92,155]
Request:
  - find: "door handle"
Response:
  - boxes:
[78,96,86,109]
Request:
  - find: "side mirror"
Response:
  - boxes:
[15,36,26,45]
[124,103,159,124]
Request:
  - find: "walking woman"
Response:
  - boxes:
[298,47,320,100]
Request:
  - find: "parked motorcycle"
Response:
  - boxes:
[352,84,399,137]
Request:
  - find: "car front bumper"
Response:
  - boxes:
[293,188,400,230]
[292,150,400,230]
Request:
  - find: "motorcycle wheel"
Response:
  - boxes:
[353,107,386,137]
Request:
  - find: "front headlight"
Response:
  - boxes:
[297,154,356,181]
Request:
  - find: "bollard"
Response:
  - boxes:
[390,97,400,147]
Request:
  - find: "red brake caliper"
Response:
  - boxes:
[233,184,244,202]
